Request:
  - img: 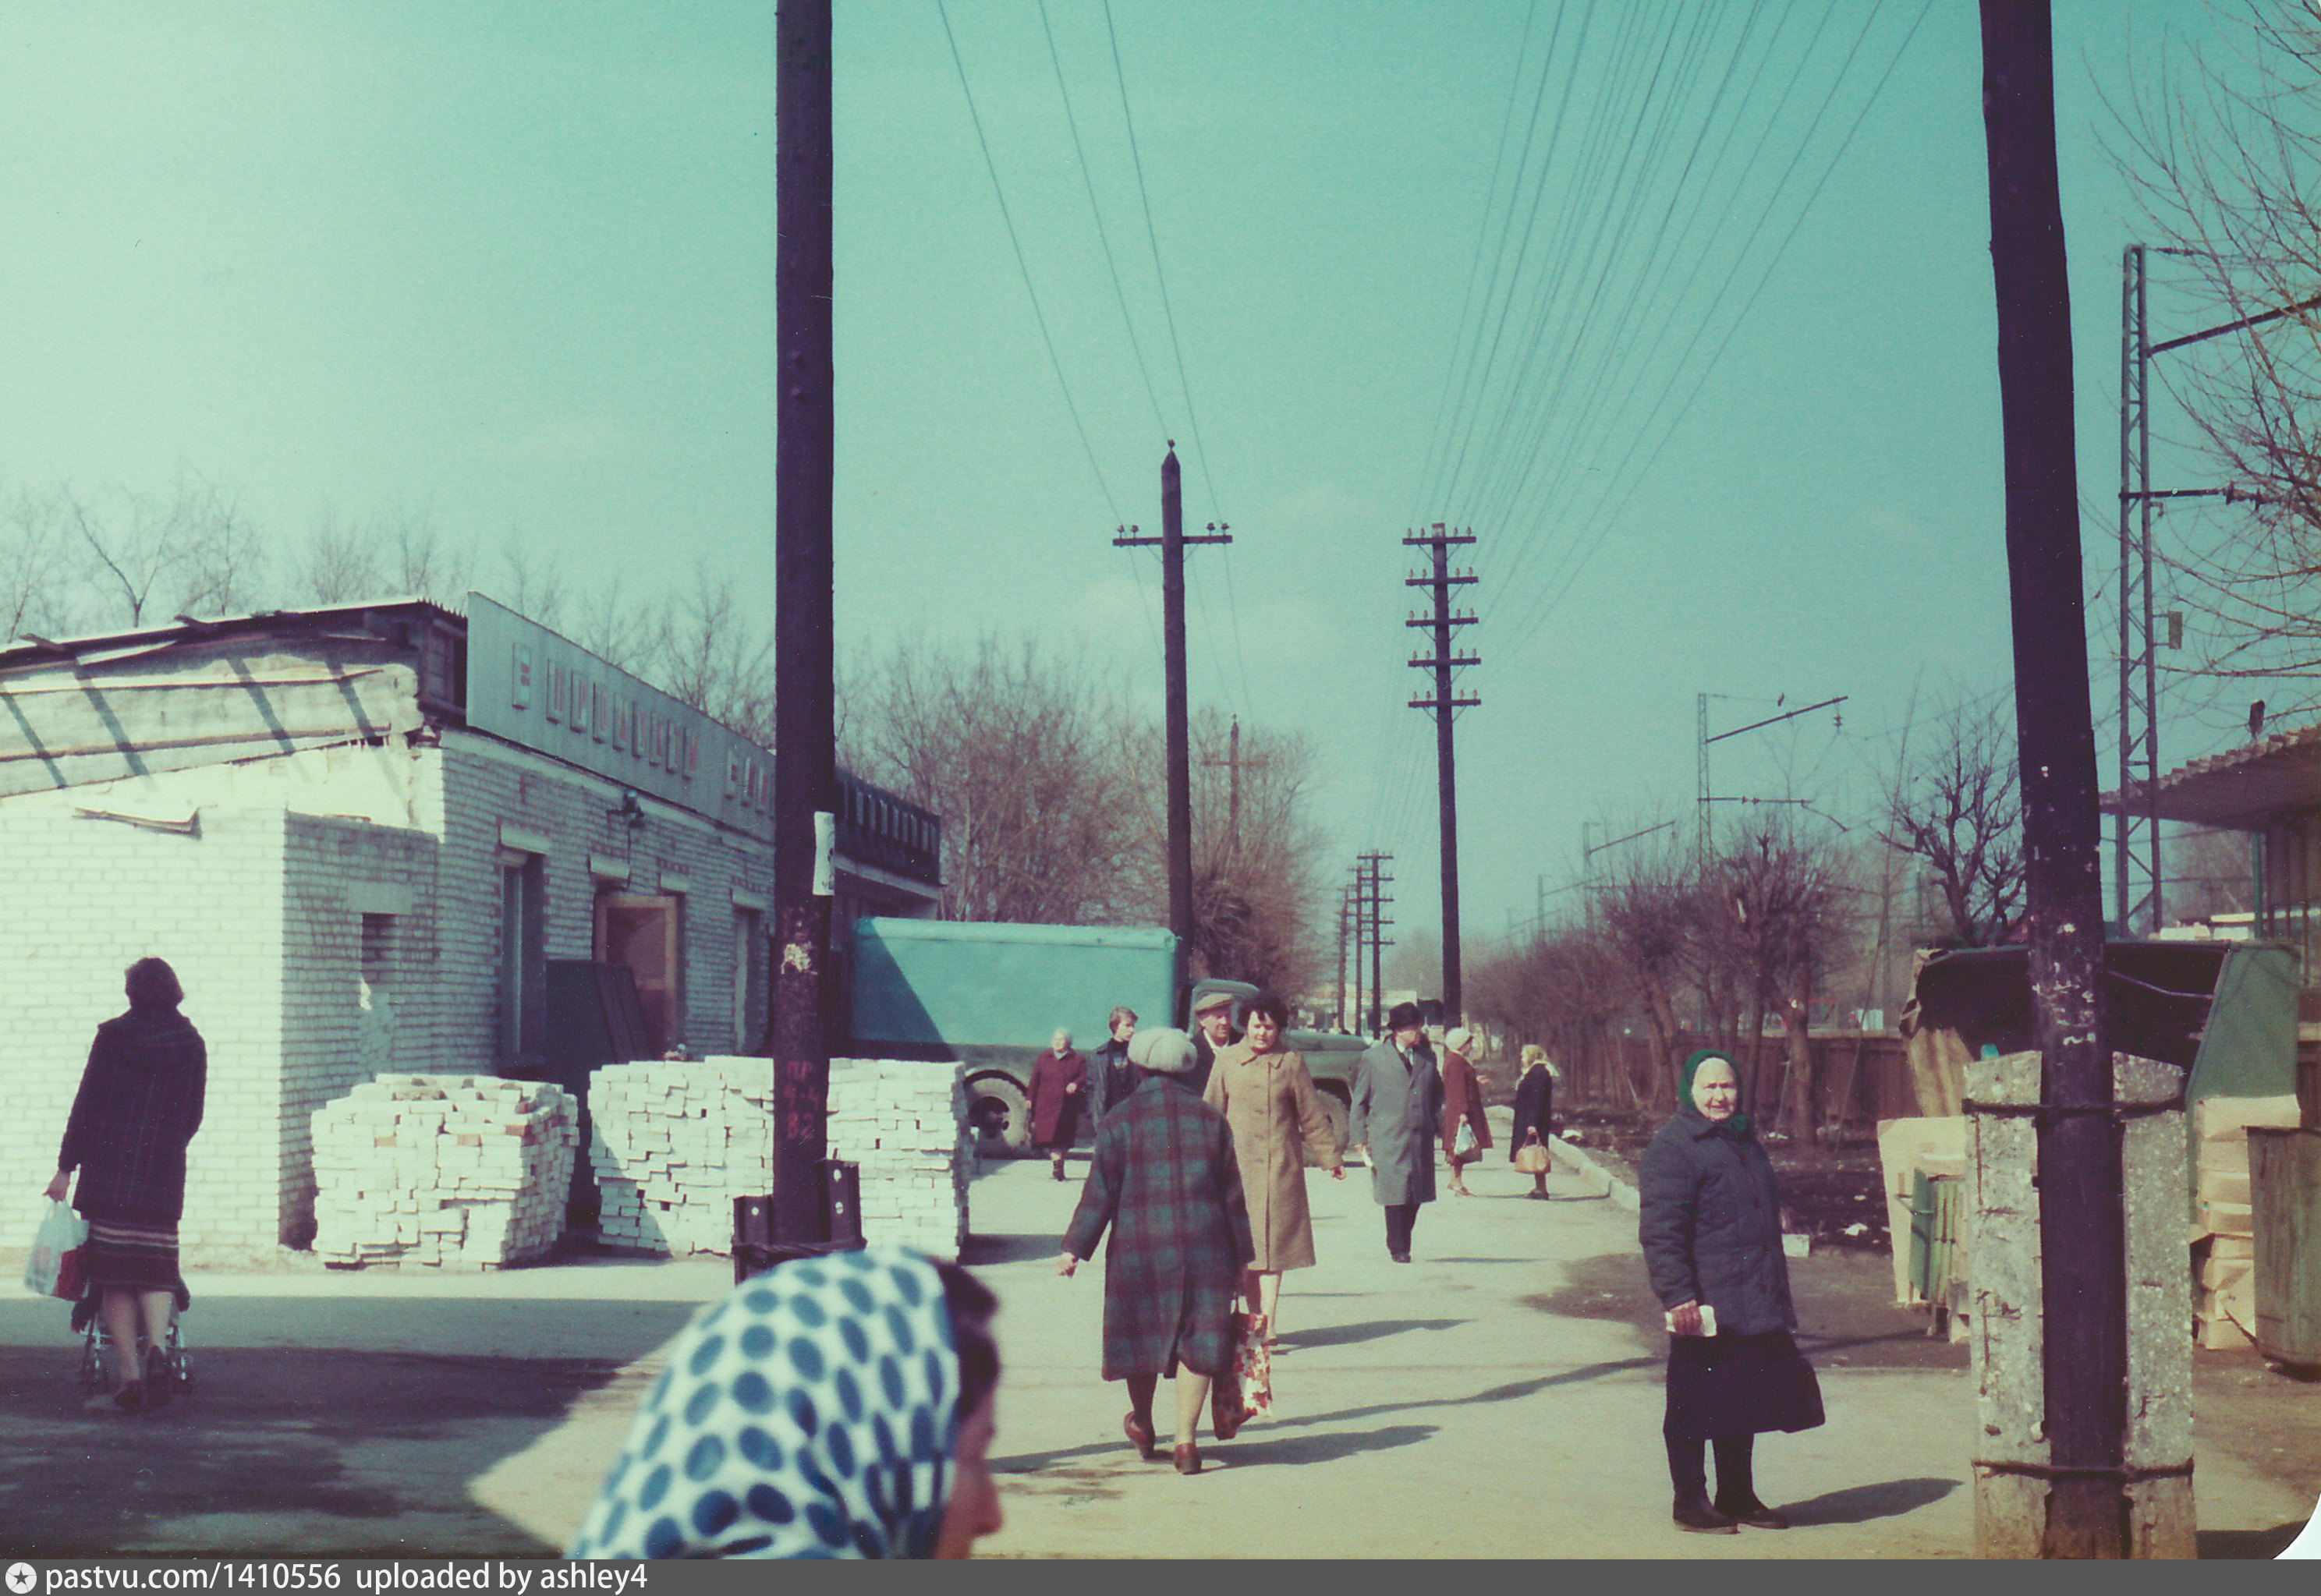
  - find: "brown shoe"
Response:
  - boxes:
[1122,1411,1160,1460]
[1173,1442,1202,1475]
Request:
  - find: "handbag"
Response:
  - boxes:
[24,1199,89,1301]
[1211,1311,1273,1440]
[1514,1130,1552,1177]
[1452,1121,1479,1160]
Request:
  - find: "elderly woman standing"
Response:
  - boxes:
[45,957,206,1414]
[1437,1026,1493,1198]
[1510,1046,1560,1199]
[1204,991,1344,1340]
[1639,1049,1823,1534]
[1027,1029,1088,1182]
[1058,1027,1255,1476]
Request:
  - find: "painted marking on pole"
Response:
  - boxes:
[813,810,835,896]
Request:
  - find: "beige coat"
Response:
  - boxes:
[1204,1042,1342,1272]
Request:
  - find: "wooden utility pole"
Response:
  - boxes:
[1116,444,1229,991]
[1979,0,2128,1556]
[1199,715,1267,861]
[1358,851,1394,1035]
[767,0,837,1247]
[1336,880,1352,1031]
[1406,523,1478,1021]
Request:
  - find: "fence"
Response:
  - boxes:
[1538,1028,1921,1133]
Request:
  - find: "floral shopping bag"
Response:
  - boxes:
[1211,1311,1274,1440]
[24,1200,89,1301]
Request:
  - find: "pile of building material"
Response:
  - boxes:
[588,1056,970,1261]
[825,1059,974,1260]
[312,1075,578,1269]
[2192,1094,2302,1349]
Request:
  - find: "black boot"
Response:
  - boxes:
[112,1380,144,1415]
[1672,1492,1738,1534]
[142,1344,172,1410]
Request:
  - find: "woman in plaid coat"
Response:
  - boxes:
[1058,1027,1255,1475]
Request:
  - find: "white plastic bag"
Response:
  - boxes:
[23,1199,88,1299]
[1453,1122,1478,1159]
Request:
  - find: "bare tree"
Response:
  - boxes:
[295,501,388,604]
[173,485,269,617]
[1180,710,1330,996]
[2113,3,2321,710]
[647,562,776,747]
[1880,686,2027,947]
[846,632,1143,925]
[1,484,81,641]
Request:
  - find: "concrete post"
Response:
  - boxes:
[1965,1049,2195,1558]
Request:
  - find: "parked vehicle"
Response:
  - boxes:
[845,918,1359,1159]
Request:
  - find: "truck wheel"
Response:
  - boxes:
[1313,1089,1350,1166]
[969,1077,1032,1159]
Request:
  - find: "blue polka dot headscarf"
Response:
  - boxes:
[568,1247,963,1560]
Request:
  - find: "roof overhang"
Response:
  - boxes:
[2098,724,2321,830]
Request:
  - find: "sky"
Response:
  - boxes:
[0,1,2263,962]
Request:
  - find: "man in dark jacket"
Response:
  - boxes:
[1348,1002,1441,1262]
[1090,1007,1139,1124]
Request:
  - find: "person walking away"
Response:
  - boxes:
[1639,1049,1823,1534]
[1188,989,1239,1098]
[569,1247,1005,1559]
[1058,1027,1256,1475]
[1090,1007,1138,1124]
[1511,1046,1560,1199]
[45,957,207,1414]
[1027,1029,1088,1181]
[1437,1026,1493,1197]
[1348,1002,1442,1263]
[1204,991,1344,1340]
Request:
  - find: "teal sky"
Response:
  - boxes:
[0,2,2250,955]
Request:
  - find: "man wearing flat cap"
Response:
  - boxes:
[1350,1001,1443,1263]
[1188,989,1238,1099]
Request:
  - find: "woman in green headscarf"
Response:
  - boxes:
[1638,1049,1823,1534]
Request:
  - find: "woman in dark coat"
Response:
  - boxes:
[1058,1027,1256,1476]
[1026,1029,1088,1182]
[46,957,207,1414]
[1638,1049,1823,1533]
[1509,1045,1558,1199]
[1437,1027,1492,1197]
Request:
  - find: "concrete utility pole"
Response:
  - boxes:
[767,0,836,1249]
[1979,0,2128,1556]
[1405,523,1478,1022]
[1116,444,1230,993]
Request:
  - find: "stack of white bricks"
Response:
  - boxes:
[588,1056,970,1260]
[589,1058,777,1255]
[311,1074,577,1269]
[2190,1093,2302,1348]
[826,1060,974,1260]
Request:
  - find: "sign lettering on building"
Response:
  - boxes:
[464,593,774,841]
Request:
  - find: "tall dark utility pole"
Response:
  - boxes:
[1116,444,1229,995]
[1979,0,2128,1557]
[1405,523,1478,1021]
[1336,881,1352,1031]
[768,0,836,1248]
[1358,851,1394,1035]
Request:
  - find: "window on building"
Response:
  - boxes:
[500,857,547,1067]
[733,908,761,1052]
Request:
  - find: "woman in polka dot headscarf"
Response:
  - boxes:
[567,1247,1003,1559]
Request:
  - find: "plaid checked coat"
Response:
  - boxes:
[1061,1074,1256,1380]
[58,1006,207,1224]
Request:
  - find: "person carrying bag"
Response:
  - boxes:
[1511,1046,1559,1198]
[24,1200,90,1301]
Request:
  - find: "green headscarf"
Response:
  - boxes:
[1678,1048,1752,1140]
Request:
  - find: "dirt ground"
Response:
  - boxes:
[1557,1106,1894,1251]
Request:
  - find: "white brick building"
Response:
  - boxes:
[0,596,939,1258]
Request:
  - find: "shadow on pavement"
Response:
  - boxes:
[1780,1476,1958,1526]
[962,1233,1061,1267]
[1215,1423,1437,1468]
[1274,1318,1466,1350]
[0,1341,643,1556]
[2199,1521,2309,1559]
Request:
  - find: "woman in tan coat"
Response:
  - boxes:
[1205,991,1343,1339]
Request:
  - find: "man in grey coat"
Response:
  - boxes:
[1348,1002,1442,1262]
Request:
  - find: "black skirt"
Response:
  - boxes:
[1663,1329,1824,1441]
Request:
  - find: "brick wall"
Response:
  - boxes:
[0,809,287,1258]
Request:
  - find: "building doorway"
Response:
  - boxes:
[595,892,683,1056]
